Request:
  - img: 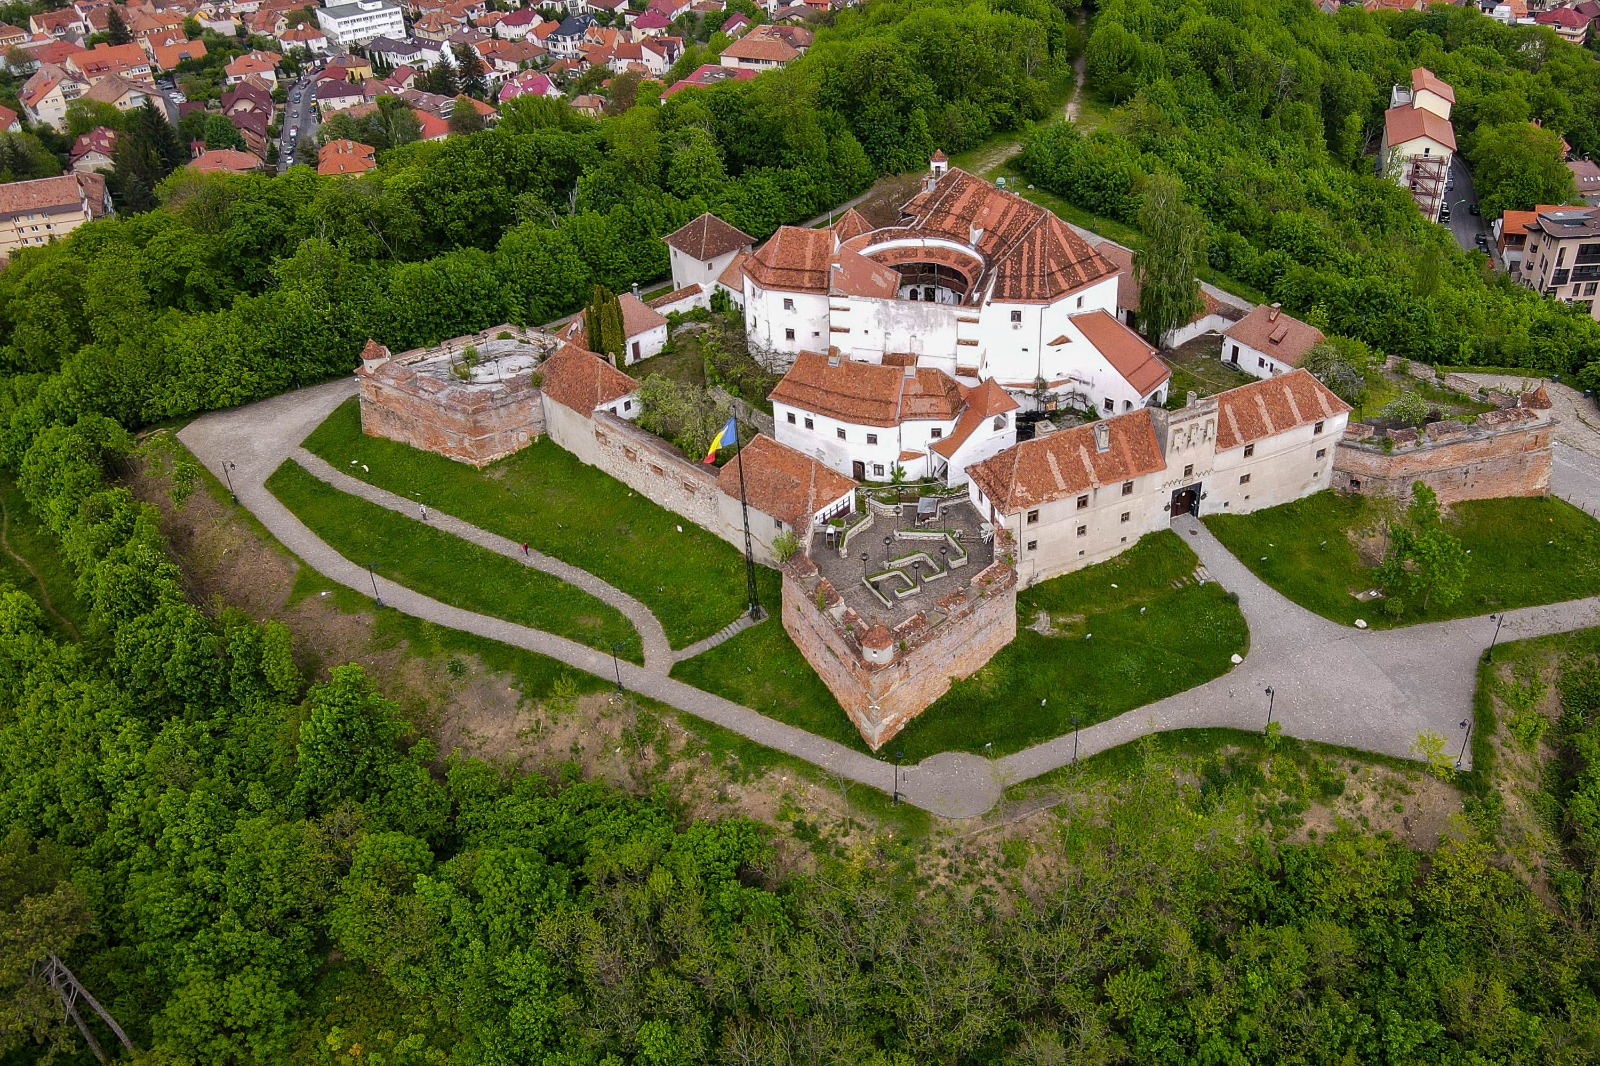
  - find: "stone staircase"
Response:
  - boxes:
[673,614,761,663]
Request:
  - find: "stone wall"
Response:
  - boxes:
[359,371,544,467]
[1332,410,1552,506]
[781,554,1018,749]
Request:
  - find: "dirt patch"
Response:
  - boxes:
[1293,763,1462,853]
[843,171,927,229]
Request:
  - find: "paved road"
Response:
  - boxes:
[1443,156,1493,260]
[279,74,318,173]
[181,377,1600,819]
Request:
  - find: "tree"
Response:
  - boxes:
[1468,122,1576,219]
[1411,525,1468,611]
[448,96,484,136]
[1302,340,1366,405]
[105,5,131,45]
[0,133,60,183]
[583,284,626,364]
[452,43,487,99]
[202,113,246,151]
[1132,172,1205,346]
[65,99,126,138]
[418,62,459,98]
[109,100,187,212]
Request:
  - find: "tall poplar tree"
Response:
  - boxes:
[1132,172,1206,347]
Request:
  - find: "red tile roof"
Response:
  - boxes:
[828,247,899,299]
[1222,304,1325,368]
[1384,104,1456,152]
[1411,67,1455,104]
[717,249,749,290]
[539,343,638,413]
[931,377,1017,459]
[1536,7,1591,26]
[831,208,872,242]
[744,225,835,293]
[1213,369,1350,452]
[715,433,856,529]
[1070,309,1170,396]
[618,292,667,337]
[189,148,263,173]
[769,353,964,426]
[720,34,797,62]
[967,409,1165,513]
[1096,242,1139,312]
[663,211,753,260]
[647,283,703,308]
[0,172,107,219]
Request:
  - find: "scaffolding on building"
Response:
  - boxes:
[1407,155,1448,220]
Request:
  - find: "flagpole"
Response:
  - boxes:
[733,419,763,620]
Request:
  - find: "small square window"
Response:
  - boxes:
[773,518,783,531]
[873,463,885,476]
[1026,539,1037,551]
[1243,444,1254,458]
[1120,511,1130,523]
[1183,464,1193,478]
[786,412,796,424]
[1121,480,1133,495]
[1314,420,1324,434]
[866,433,878,445]
[1103,398,1114,413]
[1316,447,1326,459]
[1076,495,1088,509]
[1027,509,1040,525]
[785,328,795,341]
[836,428,846,440]
[1010,309,1022,323]
[804,417,814,430]
[1076,524,1087,536]
[930,428,943,439]
[783,298,794,311]
[1239,473,1251,485]
[1258,357,1267,368]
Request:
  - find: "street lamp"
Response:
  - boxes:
[861,551,869,576]
[1072,713,1080,765]
[892,749,904,806]
[366,563,382,608]
[610,643,625,694]
[222,461,238,504]
[1264,686,1276,732]
[1487,612,1505,661]
[912,560,921,588]
[1456,718,1472,769]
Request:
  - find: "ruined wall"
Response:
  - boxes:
[782,557,1018,750]
[358,372,544,467]
[1333,416,1552,506]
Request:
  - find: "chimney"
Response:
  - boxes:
[1186,390,1197,408]
[630,282,640,301]
[1268,302,1281,322]
[1093,421,1110,453]
[827,351,841,367]
[903,363,916,378]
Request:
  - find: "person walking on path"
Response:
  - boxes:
[521,543,530,556]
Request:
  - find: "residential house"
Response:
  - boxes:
[189,146,263,172]
[20,65,84,130]
[546,12,594,56]
[721,11,749,33]
[492,7,542,38]
[663,211,754,292]
[221,78,273,117]
[323,52,373,80]
[0,172,111,259]
[569,92,603,116]
[638,35,678,73]
[662,61,753,95]
[0,22,30,48]
[0,104,18,132]
[968,370,1349,585]
[585,0,628,15]
[68,42,152,82]
[81,70,149,111]
[629,9,670,34]
[415,108,448,139]
[478,37,545,73]
[559,291,669,364]
[1535,5,1590,43]
[315,76,364,115]
[770,353,1018,485]
[317,137,376,175]
[411,9,456,41]
[1516,206,1600,319]
[647,0,691,19]
[316,0,405,45]
[1220,303,1325,379]
[1570,160,1600,207]
[366,35,431,68]
[150,37,207,70]
[713,433,857,562]
[1494,207,1545,269]
[1379,67,1456,221]
[68,126,116,172]
[496,68,554,102]
[28,9,85,38]
[718,31,796,69]
[278,24,329,53]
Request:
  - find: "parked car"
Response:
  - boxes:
[1475,234,1488,247]
[1469,203,1480,216]
[1439,205,1452,223]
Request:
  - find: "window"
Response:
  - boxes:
[1258,357,1267,369]
[1027,540,1037,552]
[1010,309,1022,323]
[623,400,632,412]
[786,412,796,424]
[1313,420,1325,435]
[785,328,795,341]
[1103,398,1114,413]
[873,464,885,476]
[1243,444,1254,458]
[1076,495,1088,509]
[804,417,814,430]
[836,428,846,440]
[1027,509,1039,525]
[1316,448,1327,459]
[1075,296,1083,308]
[909,289,919,301]
[1120,511,1130,523]
[773,518,784,531]
[1121,480,1133,495]
[1123,400,1133,412]
[1076,525,1087,536]
[866,433,877,445]
[1239,474,1251,485]
[992,415,1006,430]
[930,428,943,439]
[1587,283,1598,296]
[1183,464,1193,478]
[783,298,794,310]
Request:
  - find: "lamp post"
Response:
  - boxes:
[1456,718,1472,769]
[610,643,624,694]
[1072,713,1080,765]
[1264,686,1275,732]
[1487,612,1505,662]
[222,461,238,504]
[912,560,921,588]
[892,749,904,806]
[861,551,870,576]
[366,563,382,608]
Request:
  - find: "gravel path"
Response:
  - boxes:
[180,377,1600,819]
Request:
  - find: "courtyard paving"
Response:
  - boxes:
[180,376,1600,820]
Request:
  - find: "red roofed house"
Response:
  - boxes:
[1570,160,1600,207]
[317,138,377,176]
[189,147,265,173]
[732,156,1166,416]
[69,126,116,173]
[663,210,754,291]
[714,432,857,561]
[0,172,112,259]
[496,69,555,103]
[68,42,153,83]
[1535,5,1591,44]
[719,25,799,70]
[224,50,280,86]
[558,290,669,365]
[1221,302,1325,380]
[1380,67,1456,220]
[150,37,208,71]
[662,61,755,96]
[967,369,1349,582]
[0,103,18,133]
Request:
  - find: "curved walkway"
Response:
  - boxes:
[181,379,1600,820]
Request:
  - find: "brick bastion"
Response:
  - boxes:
[1333,399,1553,507]
[356,325,558,467]
[781,498,1018,749]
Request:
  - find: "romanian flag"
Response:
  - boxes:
[703,417,737,464]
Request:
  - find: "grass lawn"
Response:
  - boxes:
[1205,491,1600,628]
[671,530,1248,762]
[0,474,90,640]
[267,460,645,662]
[302,399,780,647]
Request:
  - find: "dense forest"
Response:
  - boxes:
[1021,0,1600,377]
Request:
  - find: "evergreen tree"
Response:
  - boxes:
[106,6,131,45]
[419,62,459,98]
[1132,172,1205,347]
[109,99,186,213]
[584,285,626,363]
[452,43,488,99]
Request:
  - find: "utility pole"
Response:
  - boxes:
[37,954,134,1063]
[732,419,763,620]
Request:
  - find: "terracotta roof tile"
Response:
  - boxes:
[1070,310,1169,396]
[828,246,899,298]
[1411,67,1455,104]
[647,283,703,308]
[968,409,1165,513]
[1222,304,1325,368]
[931,377,1017,458]
[831,207,872,242]
[745,225,835,293]
[720,33,797,61]
[1384,104,1456,151]
[0,172,107,219]
[663,211,753,260]
[618,292,667,337]
[539,343,638,413]
[1213,369,1350,452]
[716,433,856,529]
[768,352,964,426]
[717,249,749,290]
